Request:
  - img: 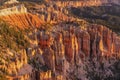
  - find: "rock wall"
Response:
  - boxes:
[0,4,27,16]
[0,1,120,80]
[4,0,19,5]
[1,0,119,28]
[33,1,77,23]
[0,49,28,77]
[0,13,43,29]
[37,24,120,64]
[31,0,120,24]
[12,24,119,80]
[37,24,120,80]
[0,4,43,29]
[52,0,103,7]
[49,0,120,7]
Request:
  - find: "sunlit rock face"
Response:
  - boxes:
[5,23,120,80]
[28,0,120,24]
[0,0,120,80]
[0,13,43,29]
[37,24,120,62]
[47,0,120,7]
[15,24,119,80]
[0,4,43,29]
[0,49,29,79]
[0,5,27,16]
[4,0,19,5]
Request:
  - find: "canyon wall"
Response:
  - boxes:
[52,0,103,7]
[50,0,120,7]
[0,4,27,16]
[0,1,120,80]
[0,0,119,28]
[0,13,43,29]
[36,23,120,80]
[4,0,19,5]
[31,0,120,24]
[0,49,29,79]
[6,23,120,80]
[0,4,43,29]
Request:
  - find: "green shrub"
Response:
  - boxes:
[0,21,29,51]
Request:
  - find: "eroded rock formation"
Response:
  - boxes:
[0,0,120,80]
[35,24,120,80]
[47,0,120,7]
[0,4,43,29]
[6,23,120,80]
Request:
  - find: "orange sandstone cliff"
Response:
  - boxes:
[5,23,120,80]
[0,0,120,80]
[0,4,43,29]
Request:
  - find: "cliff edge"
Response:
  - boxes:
[0,4,43,29]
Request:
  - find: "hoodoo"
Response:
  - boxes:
[0,0,120,80]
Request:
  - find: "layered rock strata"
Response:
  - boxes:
[0,4,43,29]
